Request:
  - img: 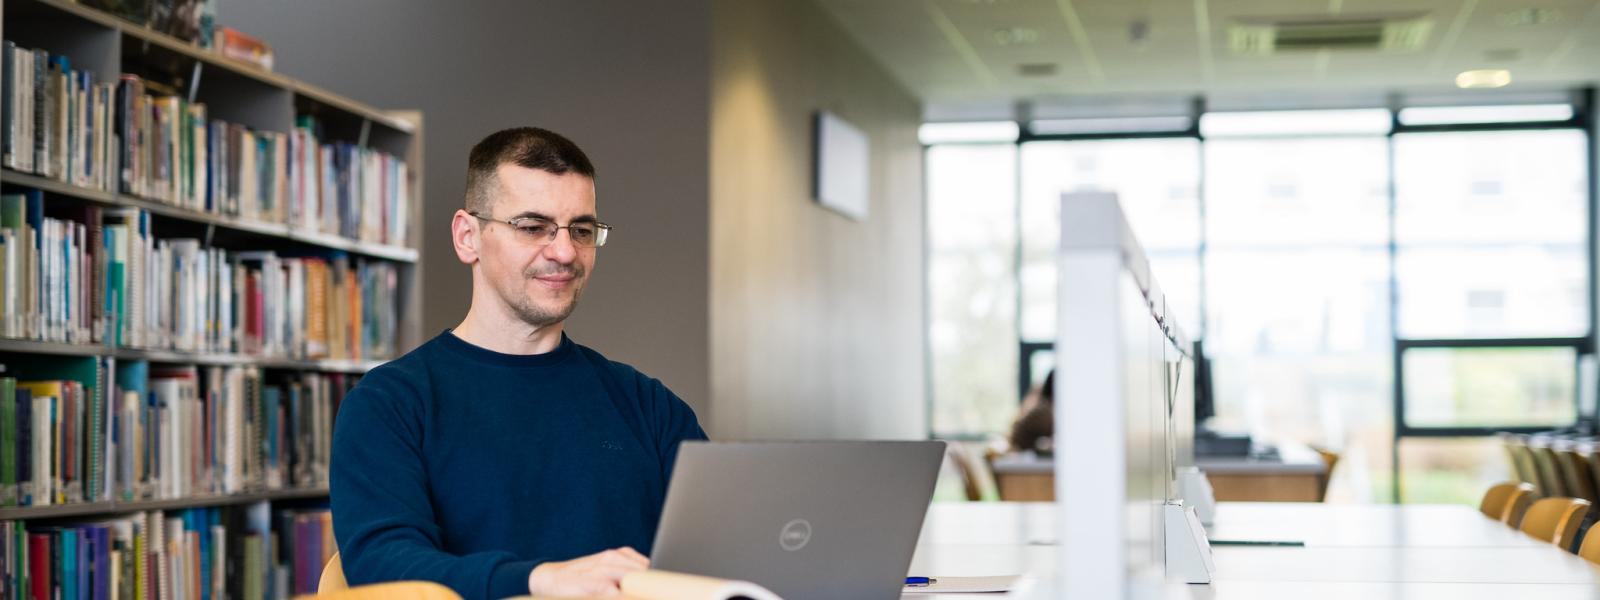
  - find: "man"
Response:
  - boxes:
[331,127,708,600]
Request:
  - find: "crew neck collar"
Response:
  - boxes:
[436,329,577,368]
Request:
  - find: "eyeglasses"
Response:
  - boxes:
[468,211,612,248]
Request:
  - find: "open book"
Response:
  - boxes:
[520,569,783,600]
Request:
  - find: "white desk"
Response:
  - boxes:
[906,501,1600,598]
[1206,502,1549,548]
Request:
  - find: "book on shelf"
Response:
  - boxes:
[0,191,402,359]
[2,42,413,248]
[0,42,118,195]
[0,504,335,600]
[0,354,352,508]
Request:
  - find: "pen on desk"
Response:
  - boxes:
[1208,539,1306,547]
[905,577,935,587]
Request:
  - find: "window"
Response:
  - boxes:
[923,103,1592,504]
[927,144,1019,436]
[1203,134,1393,466]
[1394,130,1588,339]
[1018,139,1203,343]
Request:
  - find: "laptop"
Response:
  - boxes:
[651,441,946,600]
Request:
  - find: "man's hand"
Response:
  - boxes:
[528,547,651,597]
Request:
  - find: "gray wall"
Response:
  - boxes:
[709,0,927,439]
[217,0,714,417]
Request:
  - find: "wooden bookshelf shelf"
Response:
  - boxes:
[21,0,413,134]
[0,169,420,263]
[0,487,329,520]
[0,338,388,373]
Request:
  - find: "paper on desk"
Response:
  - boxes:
[903,575,1020,593]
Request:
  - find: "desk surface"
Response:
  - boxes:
[908,501,1600,598]
[990,443,1327,477]
[1194,443,1326,475]
[919,501,1546,548]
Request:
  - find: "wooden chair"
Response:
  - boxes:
[1311,446,1339,501]
[1518,497,1591,549]
[1531,442,1573,498]
[320,552,349,594]
[1478,481,1536,526]
[946,445,986,502]
[1509,439,1550,496]
[1578,521,1600,564]
[1503,433,1538,486]
[308,581,460,600]
[1557,444,1599,502]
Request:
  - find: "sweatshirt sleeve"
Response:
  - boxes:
[330,365,541,600]
[632,370,709,482]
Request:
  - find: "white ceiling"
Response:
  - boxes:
[813,0,1600,116]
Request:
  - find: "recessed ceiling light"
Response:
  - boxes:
[1017,63,1057,77]
[992,27,1039,46]
[1499,8,1559,26]
[1483,48,1521,62]
[1456,69,1512,89]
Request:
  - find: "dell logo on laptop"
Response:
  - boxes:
[779,519,812,551]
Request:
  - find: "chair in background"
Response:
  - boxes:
[946,444,987,502]
[1479,481,1537,526]
[1518,497,1592,550]
[1531,441,1574,498]
[1503,433,1538,487]
[309,581,461,600]
[1311,446,1340,501]
[1508,437,1550,496]
[1557,442,1600,502]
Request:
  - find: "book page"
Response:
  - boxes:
[515,568,783,600]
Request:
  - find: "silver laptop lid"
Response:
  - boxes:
[651,441,946,600]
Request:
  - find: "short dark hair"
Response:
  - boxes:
[464,127,595,213]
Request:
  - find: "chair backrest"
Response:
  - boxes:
[1479,481,1537,525]
[1518,497,1592,549]
[1510,441,1550,496]
[1312,447,1340,501]
[1579,520,1600,564]
[1532,444,1574,498]
[1558,446,1599,502]
[320,552,350,594]
[1503,434,1537,485]
[308,581,460,600]
[945,446,985,502]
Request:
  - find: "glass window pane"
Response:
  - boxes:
[1203,129,1393,503]
[1396,246,1586,339]
[1398,437,1515,504]
[927,144,1019,435]
[1205,137,1390,247]
[1204,249,1393,436]
[1401,346,1577,429]
[1019,139,1202,341]
[1395,130,1589,339]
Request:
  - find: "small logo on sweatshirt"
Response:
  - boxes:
[601,440,623,451]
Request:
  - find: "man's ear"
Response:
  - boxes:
[452,209,480,265]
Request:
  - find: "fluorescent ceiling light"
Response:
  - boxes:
[1199,109,1392,137]
[1456,69,1512,89]
[1399,104,1573,126]
[1028,116,1192,136]
[918,121,1020,144]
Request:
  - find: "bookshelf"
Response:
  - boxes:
[0,0,424,595]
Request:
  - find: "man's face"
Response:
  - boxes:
[473,165,598,328]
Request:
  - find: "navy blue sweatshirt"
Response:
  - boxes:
[330,331,708,600]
